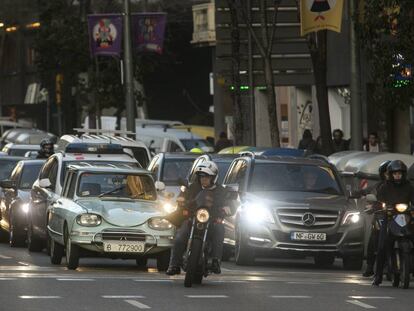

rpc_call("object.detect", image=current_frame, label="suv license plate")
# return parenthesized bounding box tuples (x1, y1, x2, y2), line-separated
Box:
(103, 241, 145, 253)
(291, 232, 326, 241)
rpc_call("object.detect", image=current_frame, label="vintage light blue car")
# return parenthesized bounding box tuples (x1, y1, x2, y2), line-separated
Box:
(47, 163, 174, 270)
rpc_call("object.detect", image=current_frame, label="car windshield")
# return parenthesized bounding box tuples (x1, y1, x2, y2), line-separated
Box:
(61, 161, 139, 185)
(128, 147, 149, 167)
(216, 161, 232, 184)
(249, 163, 342, 195)
(77, 173, 156, 201)
(161, 159, 194, 185)
(180, 139, 212, 151)
(20, 163, 43, 189)
(0, 159, 20, 181)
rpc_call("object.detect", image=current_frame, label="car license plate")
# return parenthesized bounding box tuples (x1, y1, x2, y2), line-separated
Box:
(103, 241, 145, 253)
(291, 232, 326, 241)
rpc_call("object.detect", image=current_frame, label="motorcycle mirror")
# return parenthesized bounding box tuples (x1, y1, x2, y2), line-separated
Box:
(155, 181, 166, 192)
(177, 177, 188, 188)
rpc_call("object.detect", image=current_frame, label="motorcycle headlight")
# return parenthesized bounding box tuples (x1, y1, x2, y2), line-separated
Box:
(342, 211, 361, 225)
(21, 203, 30, 214)
(148, 217, 173, 230)
(162, 202, 177, 214)
(76, 214, 102, 227)
(244, 202, 275, 224)
(396, 204, 408, 213)
(196, 209, 210, 223)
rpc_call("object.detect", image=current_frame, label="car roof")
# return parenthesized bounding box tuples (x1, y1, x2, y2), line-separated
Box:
(57, 152, 139, 163)
(161, 152, 201, 160)
(5, 143, 41, 150)
(67, 163, 150, 175)
(136, 127, 203, 140)
(59, 134, 148, 148)
(18, 159, 46, 165)
(244, 156, 332, 167)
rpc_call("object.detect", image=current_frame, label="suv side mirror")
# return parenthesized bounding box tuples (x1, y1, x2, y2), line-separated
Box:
(366, 194, 377, 203)
(155, 181, 166, 192)
(0, 180, 16, 189)
(225, 183, 239, 193)
(39, 178, 52, 189)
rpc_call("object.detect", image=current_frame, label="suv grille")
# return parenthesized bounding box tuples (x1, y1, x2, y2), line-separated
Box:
(277, 209, 339, 228)
(101, 229, 147, 241)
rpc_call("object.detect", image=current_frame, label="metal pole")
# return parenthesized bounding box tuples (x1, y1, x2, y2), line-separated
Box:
(247, 0, 255, 146)
(123, 0, 136, 135)
(212, 47, 225, 142)
(350, 0, 362, 150)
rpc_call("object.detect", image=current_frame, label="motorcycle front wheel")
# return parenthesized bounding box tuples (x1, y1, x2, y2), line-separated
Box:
(184, 238, 203, 288)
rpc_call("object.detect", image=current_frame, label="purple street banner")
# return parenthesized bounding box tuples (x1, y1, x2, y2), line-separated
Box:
(88, 14, 123, 57)
(132, 13, 167, 54)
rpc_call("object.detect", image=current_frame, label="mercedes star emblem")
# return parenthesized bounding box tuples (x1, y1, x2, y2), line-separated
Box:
(302, 212, 316, 226)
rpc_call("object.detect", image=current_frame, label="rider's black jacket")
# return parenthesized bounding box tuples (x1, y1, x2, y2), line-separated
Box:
(166, 182, 234, 227)
(376, 180, 414, 206)
(36, 151, 52, 159)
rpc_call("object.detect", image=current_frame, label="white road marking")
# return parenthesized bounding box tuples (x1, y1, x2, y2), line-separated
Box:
(349, 296, 394, 300)
(346, 300, 376, 309)
(270, 295, 312, 299)
(124, 299, 151, 309)
(57, 278, 95, 281)
(0, 255, 12, 259)
(0, 278, 16, 280)
(20, 296, 61, 299)
(186, 295, 229, 298)
(18, 262, 30, 266)
(103, 296, 145, 299)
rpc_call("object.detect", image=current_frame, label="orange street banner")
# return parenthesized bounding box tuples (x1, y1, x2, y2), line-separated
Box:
(300, 0, 345, 36)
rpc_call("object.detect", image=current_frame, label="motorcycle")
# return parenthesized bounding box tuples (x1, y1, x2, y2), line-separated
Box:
(183, 189, 216, 288)
(376, 202, 414, 289)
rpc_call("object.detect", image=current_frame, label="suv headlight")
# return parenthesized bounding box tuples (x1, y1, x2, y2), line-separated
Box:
(76, 214, 102, 227)
(196, 209, 210, 223)
(162, 202, 177, 214)
(244, 202, 275, 224)
(148, 217, 173, 230)
(342, 211, 361, 225)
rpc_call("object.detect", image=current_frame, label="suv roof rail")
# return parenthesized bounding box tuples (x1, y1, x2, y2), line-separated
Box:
(73, 128, 135, 136)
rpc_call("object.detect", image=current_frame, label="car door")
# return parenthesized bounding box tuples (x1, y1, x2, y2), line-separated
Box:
(31, 157, 59, 239)
(0, 162, 21, 231)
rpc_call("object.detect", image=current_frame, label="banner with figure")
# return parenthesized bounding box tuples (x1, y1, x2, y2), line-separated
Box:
(88, 14, 123, 57)
(132, 13, 167, 54)
(300, 0, 344, 36)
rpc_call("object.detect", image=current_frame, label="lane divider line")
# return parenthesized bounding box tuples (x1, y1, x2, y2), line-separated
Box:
(57, 278, 95, 281)
(270, 296, 312, 299)
(103, 296, 146, 299)
(19, 296, 61, 299)
(0, 255, 12, 259)
(349, 296, 394, 300)
(124, 299, 151, 309)
(185, 295, 229, 299)
(0, 278, 17, 280)
(346, 300, 376, 309)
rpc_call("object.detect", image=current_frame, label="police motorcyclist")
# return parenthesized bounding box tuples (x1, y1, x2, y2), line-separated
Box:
(36, 138, 54, 159)
(165, 161, 233, 276)
(372, 160, 414, 286)
(361, 160, 390, 277)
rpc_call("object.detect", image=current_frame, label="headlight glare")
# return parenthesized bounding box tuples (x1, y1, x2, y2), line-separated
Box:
(148, 217, 173, 230)
(244, 202, 274, 224)
(396, 204, 408, 213)
(76, 214, 102, 226)
(342, 211, 361, 225)
(21, 203, 30, 214)
(196, 209, 210, 223)
(163, 202, 177, 214)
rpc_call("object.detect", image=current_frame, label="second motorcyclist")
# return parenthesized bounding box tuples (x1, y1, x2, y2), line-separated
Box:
(36, 138, 55, 159)
(372, 160, 414, 286)
(165, 161, 234, 276)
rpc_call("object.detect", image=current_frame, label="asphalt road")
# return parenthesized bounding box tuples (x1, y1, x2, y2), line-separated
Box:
(0, 242, 412, 311)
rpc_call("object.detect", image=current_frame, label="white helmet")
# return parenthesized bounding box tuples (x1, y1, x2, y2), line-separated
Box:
(195, 160, 219, 185)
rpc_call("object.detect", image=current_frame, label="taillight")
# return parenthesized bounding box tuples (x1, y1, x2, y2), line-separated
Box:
(359, 179, 368, 190)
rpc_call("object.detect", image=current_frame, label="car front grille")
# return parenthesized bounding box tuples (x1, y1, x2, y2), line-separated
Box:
(100, 229, 147, 242)
(276, 208, 339, 229)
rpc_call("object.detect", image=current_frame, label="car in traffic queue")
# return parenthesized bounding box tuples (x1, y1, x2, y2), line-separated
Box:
(0, 160, 45, 246)
(58, 130, 152, 168)
(2, 143, 41, 157)
(222, 154, 365, 269)
(0, 156, 25, 213)
(0, 128, 54, 149)
(27, 143, 140, 252)
(47, 163, 174, 270)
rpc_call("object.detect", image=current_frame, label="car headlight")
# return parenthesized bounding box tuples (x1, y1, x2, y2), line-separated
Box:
(21, 203, 30, 214)
(342, 211, 361, 225)
(148, 217, 173, 230)
(76, 214, 102, 227)
(244, 202, 275, 224)
(196, 209, 210, 223)
(396, 204, 408, 213)
(162, 202, 177, 214)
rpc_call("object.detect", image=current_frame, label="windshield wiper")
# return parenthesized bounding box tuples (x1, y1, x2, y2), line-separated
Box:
(98, 185, 125, 197)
